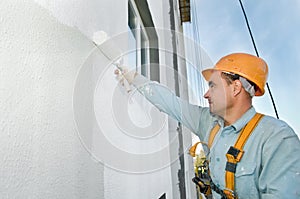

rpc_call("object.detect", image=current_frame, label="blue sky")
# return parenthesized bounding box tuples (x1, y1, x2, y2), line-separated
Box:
(193, 0, 300, 136)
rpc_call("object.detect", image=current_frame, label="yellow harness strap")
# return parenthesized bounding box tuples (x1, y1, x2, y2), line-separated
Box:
(208, 113, 264, 199)
(189, 142, 201, 157)
(208, 124, 220, 148)
(189, 123, 220, 157)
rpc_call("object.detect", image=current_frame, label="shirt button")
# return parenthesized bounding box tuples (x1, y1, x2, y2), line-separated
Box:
(216, 157, 220, 162)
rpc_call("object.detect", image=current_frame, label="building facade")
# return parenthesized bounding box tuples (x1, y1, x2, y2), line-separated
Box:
(0, 0, 212, 198)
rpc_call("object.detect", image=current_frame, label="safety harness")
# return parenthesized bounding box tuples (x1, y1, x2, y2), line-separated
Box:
(190, 113, 264, 199)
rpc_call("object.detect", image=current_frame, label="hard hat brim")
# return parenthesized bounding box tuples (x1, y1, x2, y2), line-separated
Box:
(201, 67, 265, 96)
(201, 68, 219, 81)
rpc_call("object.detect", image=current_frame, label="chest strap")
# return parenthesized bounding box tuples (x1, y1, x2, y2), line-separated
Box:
(208, 113, 264, 199)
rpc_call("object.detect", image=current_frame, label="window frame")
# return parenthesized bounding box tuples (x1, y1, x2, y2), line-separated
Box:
(128, 0, 151, 77)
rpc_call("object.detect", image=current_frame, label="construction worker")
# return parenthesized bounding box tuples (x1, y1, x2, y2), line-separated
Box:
(115, 52, 300, 198)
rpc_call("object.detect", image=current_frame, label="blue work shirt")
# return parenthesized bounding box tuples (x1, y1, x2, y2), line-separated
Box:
(132, 76, 300, 199)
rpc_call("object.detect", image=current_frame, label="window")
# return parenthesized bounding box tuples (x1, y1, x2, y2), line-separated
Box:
(128, 1, 150, 77)
(140, 29, 149, 77)
(127, 0, 160, 82)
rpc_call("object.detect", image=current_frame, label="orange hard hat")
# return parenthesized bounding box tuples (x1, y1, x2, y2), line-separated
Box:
(202, 53, 268, 96)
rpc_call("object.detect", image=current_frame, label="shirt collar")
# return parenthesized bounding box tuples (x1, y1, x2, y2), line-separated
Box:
(213, 106, 257, 133)
(231, 106, 257, 133)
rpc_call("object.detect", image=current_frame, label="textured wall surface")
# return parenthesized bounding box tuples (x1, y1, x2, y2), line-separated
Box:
(0, 0, 193, 198)
(0, 0, 158, 199)
(0, 1, 104, 198)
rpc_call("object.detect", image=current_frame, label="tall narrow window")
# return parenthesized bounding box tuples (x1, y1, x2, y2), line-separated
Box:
(141, 28, 149, 76)
(128, 3, 138, 72)
(127, 0, 159, 81)
(128, 1, 150, 77)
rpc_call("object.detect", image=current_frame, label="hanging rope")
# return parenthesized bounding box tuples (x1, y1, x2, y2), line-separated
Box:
(238, 0, 280, 119)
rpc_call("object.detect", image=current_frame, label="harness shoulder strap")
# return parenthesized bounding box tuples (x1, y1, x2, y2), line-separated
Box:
(224, 113, 264, 199)
(208, 124, 220, 148)
(192, 113, 263, 199)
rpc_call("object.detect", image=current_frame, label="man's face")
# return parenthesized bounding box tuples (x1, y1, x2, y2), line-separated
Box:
(204, 71, 233, 117)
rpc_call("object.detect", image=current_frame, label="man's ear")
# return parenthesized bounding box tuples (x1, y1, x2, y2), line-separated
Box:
(233, 80, 242, 96)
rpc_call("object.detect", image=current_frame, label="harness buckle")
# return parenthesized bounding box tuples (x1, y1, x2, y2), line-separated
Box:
(227, 146, 244, 161)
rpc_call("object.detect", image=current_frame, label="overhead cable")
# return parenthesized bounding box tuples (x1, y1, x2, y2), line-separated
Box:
(238, 0, 280, 119)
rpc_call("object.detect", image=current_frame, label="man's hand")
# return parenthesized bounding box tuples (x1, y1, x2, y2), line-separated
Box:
(114, 66, 137, 92)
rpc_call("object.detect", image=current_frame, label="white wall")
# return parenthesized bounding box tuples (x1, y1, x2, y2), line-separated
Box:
(0, 0, 104, 198)
(0, 0, 193, 198)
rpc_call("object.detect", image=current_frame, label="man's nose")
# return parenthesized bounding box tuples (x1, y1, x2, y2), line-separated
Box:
(204, 90, 209, 99)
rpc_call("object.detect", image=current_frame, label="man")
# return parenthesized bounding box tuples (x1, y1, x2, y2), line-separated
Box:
(115, 53, 300, 198)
